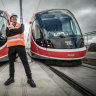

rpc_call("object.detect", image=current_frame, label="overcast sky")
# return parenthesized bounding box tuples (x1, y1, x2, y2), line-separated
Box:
(0, 0, 96, 42)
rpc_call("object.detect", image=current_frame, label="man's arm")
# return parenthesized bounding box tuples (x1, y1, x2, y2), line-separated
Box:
(6, 24, 24, 37)
(6, 27, 18, 37)
(10, 24, 24, 34)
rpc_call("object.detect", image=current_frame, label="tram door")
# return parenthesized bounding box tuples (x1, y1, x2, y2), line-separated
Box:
(32, 19, 47, 56)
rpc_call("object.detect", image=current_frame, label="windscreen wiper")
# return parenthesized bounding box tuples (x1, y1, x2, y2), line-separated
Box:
(59, 34, 65, 38)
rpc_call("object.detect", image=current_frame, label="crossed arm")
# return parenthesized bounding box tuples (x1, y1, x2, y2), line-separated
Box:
(6, 24, 24, 37)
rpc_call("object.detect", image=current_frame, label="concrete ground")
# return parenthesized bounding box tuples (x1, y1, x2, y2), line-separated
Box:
(0, 61, 66, 96)
(52, 64, 96, 95)
(0, 55, 84, 96)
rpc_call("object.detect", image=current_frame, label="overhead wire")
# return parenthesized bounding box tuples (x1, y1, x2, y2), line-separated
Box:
(36, 0, 41, 11)
(1, 0, 7, 12)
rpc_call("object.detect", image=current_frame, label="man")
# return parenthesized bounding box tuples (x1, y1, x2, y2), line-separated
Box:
(4, 13, 36, 88)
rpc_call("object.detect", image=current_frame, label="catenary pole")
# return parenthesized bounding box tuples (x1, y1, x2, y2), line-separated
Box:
(19, 0, 23, 24)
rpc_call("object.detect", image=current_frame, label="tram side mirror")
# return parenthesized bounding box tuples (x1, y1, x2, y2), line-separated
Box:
(29, 21, 32, 24)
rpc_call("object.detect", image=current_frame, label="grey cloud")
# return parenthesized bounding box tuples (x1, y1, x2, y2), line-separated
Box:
(0, 0, 96, 34)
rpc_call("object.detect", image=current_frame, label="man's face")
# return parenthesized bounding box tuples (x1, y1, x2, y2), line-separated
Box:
(10, 16, 17, 23)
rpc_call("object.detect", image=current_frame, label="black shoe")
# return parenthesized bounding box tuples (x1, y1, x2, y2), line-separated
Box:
(4, 77, 14, 86)
(27, 79, 36, 88)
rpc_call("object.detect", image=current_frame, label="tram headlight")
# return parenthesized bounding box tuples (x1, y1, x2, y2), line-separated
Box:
(46, 40, 54, 48)
(47, 44, 53, 48)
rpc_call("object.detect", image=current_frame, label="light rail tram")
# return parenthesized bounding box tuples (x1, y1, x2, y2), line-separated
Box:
(0, 10, 10, 62)
(28, 9, 86, 65)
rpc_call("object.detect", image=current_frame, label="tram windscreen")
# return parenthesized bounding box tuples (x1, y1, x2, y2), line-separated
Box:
(0, 11, 8, 46)
(38, 10, 81, 39)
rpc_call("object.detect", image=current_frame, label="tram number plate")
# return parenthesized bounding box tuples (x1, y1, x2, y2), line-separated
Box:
(68, 54, 75, 56)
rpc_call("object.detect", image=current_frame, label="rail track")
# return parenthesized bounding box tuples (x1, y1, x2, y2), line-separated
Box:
(28, 53, 96, 96)
(49, 66, 96, 96)
(81, 64, 96, 70)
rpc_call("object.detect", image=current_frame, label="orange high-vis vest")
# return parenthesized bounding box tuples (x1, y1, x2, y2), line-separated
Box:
(7, 23, 25, 47)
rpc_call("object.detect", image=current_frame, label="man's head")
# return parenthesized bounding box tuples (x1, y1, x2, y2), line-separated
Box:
(10, 13, 18, 24)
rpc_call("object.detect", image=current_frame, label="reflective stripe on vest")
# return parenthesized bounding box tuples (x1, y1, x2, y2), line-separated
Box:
(8, 36, 23, 41)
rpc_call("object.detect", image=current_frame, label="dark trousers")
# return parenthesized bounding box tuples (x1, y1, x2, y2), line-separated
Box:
(8, 45, 32, 79)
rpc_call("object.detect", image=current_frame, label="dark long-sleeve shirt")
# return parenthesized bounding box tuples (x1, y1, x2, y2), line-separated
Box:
(6, 24, 24, 37)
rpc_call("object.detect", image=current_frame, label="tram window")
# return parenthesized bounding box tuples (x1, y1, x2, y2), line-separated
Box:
(62, 18, 73, 35)
(32, 20, 42, 40)
(39, 10, 82, 38)
(32, 21, 35, 40)
(42, 19, 62, 32)
(0, 14, 8, 47)
(35, 25, 41, 39)
(62, 22, 71, 35)
(0, 16, 8, 39)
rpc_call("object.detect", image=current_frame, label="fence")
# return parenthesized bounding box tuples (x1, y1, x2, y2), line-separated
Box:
(83, 31, 96, 50)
